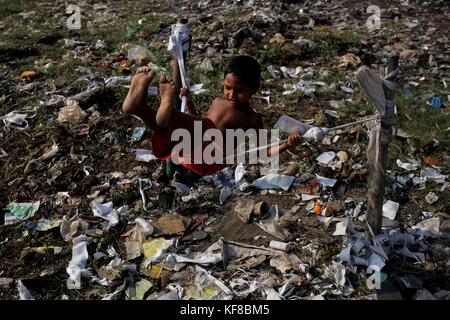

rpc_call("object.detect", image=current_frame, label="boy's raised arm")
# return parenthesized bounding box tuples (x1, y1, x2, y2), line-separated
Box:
(254, 115, 301, 157)
(267, 133, 302, 157)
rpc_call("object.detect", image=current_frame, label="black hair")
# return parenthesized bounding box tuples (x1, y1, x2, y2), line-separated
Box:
(224, 55, 261, 91)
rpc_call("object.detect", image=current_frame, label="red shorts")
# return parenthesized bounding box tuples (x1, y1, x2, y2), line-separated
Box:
(152, 117, 225, 176)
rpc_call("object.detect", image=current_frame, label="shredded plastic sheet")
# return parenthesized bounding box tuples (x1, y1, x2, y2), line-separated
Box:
(219, 187, 232, 205)
(274, 115, 330, 142)
(356, 66, 399, 114)
(252, 173, 295, 191)
(156, 284, 184, 300)
(413, 218, 440, 238)
(189, 265, 233, 300)
(339, 217, 439, 274)
(382, 200, 400, 220)
(166, 253, 223, 266)
(91, 202, 119, 227)
(420, 168, 448, 184)
(1, 111, 29, 130)
(18, 280, 34, 300)
(25, 218, 62, 231)
(315, 174, 337, 187)
(234, 163, 246, 184)
(57, 100, 87, 123)
(4, 202, 40, 226)
(396, 159, 420, 171)
(135, 149, 157, 162)
(280, 66, 302, 78)
(316, 151, 336, 165)
(66, 236, 90, 289)
(255, 205, 291, 241)
(357, 66, 399, 185)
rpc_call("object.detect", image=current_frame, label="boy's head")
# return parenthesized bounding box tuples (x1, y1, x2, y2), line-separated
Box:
(223, 56, 261, 108)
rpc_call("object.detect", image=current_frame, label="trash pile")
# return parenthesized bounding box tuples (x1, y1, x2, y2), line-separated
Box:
(1, 0, 449, 300)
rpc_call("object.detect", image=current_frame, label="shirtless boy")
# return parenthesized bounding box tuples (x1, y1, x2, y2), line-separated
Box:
(122, 55, 301, 177)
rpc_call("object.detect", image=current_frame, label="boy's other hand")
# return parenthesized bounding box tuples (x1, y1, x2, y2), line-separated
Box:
(286, 133, 302, 148)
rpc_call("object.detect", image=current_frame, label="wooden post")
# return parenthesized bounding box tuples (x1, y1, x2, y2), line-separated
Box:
(366, 54, 399, 234)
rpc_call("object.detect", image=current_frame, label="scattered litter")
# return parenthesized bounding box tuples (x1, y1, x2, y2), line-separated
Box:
(252, 174, 295, 191)
(131, 127, 147, 142)
(333, 219, 350, 236)
(24, 142, 59, 174)
(255, 205, 291, 240)
(25, 218, 62, 231)
(382, 200, 399, 220)
(135, 279, 154, 300)
(127, 45, 155, 65)
(269, 241, 294, 252)
(316, 151, 336, 165)
(315, 175, 337, 187)
(135, 149, 157, 162)
(280, 66, 302, 78)
(1, 111, 29, 130)
(18, 280, 34, 300)
(4, 202, 40, 226)
(396, 159, 420, 171)
(91, 202, 119, 227)
(420, 168, 448, 184)
(57, 100, 87, 123)
(219, 187, 232, 205)
(66, 236, 90, 289)
(413, 218, 440, 238)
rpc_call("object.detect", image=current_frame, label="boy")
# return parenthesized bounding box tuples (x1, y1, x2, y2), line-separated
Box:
(122, 55, 301, 178)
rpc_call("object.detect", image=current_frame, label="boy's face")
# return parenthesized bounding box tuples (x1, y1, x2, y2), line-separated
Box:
(223, 73, 255, 108)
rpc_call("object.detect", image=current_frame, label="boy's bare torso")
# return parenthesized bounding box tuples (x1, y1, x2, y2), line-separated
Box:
(206, 97, 263, 132)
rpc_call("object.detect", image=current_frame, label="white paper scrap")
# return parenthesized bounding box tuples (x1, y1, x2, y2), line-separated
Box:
(135, 149, 157, 162)
(382, 200, 399, 220)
